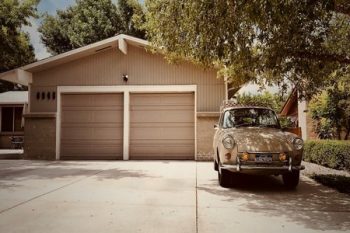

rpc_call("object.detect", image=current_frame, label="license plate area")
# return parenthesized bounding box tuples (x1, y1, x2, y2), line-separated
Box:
(255, 154, 273, 163)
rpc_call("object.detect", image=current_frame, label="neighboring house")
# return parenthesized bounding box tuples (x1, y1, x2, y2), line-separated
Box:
(0, 35, 227, 160)
(0, 91, 27, 148)
(280, 89, 317, 140)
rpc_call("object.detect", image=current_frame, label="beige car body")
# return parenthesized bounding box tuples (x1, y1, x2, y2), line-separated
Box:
(213, 106, 304, 175)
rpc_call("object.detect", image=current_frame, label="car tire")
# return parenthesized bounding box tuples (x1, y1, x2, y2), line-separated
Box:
(282, 171, 300, 189)
(218, 168, 231, 188)
(214, 160, 218, 171)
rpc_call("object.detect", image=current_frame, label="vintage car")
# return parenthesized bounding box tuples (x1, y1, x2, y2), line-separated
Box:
(213, 101, 305, 188)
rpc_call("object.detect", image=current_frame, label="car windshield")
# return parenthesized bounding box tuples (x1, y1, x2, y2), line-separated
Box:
(222, 108, 280, 129)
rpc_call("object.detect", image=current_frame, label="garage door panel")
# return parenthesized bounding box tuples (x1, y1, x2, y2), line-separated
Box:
(130, 146, 194, 160)
(61, 126, 123, 140)
(131, 110, 194, 123)
(61, 122, 123, 128)
(61, 93, 123, 160)
(130, 145, 194, 155)
(130, 105, 194, 111)
(61, 144, 122, 154)
(63, 94, 122, 107)
(131, 93, 193, 106)
(130, 93, 195, 160)
(62, 110, 123, 123)
(130, 127, 194, 140)
(130, 139, 193, 145)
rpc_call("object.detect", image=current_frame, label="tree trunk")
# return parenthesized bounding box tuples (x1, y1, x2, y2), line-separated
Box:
(345, 128, 350, 140)
(337, 127, 341, 140)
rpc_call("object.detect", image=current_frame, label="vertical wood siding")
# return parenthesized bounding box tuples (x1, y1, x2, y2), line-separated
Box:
(31, 46, 225, 112)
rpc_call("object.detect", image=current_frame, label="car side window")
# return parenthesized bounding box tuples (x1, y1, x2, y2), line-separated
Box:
(222, 111, 234, 128)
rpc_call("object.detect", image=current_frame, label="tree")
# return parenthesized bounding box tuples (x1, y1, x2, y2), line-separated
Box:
(309, 76, 350, 140)
(0, 0, 37, 92)
(236, 92, 284, 112)
(236, 91, 293, 128)
(39, 0, 146, 55)
(118, 0, 146, 39)
(145, 0, 350, 99)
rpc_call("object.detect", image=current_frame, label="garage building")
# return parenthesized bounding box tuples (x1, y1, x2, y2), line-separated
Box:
(0, 35, 226, 160)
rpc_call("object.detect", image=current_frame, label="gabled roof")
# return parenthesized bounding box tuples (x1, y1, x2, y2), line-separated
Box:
(280, 88, 297, 116)
(0, 91, 28, 105)
(0, 34, 148, 86)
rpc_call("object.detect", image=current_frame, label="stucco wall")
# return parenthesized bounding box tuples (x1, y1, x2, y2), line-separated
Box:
(24, 117, 56, 160)
(196, 116, 219, 161)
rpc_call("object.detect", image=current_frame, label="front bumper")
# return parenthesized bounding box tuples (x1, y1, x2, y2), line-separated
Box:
(221, 157, 305, 174)
(221, 164, 305, 173)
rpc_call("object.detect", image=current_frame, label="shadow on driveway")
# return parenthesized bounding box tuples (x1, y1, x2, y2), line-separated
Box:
(0, 161, 158, 189)
(198, 174, 350, 231)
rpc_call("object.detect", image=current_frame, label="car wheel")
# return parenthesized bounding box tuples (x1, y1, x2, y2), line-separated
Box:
(214, 159, 218, 171)
(218, 167, 230, 188)
(282, 171, 300, 189)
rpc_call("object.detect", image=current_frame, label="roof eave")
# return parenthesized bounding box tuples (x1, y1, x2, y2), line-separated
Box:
(0, 34, 149, 85)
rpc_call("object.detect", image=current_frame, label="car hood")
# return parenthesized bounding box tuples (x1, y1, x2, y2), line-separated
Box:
(227, 127, 294, 153)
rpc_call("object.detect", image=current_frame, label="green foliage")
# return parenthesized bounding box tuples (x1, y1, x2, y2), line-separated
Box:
(236, 91, 293, 128)
(118, 0, 146, 39)
(310, 174, 350, 194)
(39, 0, 146, 55)
(309, 77, 350, 139)
(236, 91, 284, 112)
(145, 0, 350, 98)
(304, 140, 350, 170)
(0, 0, 37, 91)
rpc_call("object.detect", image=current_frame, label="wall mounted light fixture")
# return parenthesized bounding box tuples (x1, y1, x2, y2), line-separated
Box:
(122, 74, 128, 82)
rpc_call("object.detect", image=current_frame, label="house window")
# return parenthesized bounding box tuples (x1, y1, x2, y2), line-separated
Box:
(1, 107, 23, 132)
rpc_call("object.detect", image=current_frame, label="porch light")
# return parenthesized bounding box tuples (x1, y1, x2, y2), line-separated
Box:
(122, 74, 128, 82)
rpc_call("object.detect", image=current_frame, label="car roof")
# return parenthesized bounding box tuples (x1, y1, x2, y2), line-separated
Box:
(220, 101, 274, 112)
(223, 105, 274, 111)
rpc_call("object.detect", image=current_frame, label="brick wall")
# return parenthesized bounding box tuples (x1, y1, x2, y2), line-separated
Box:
(196, 116, 219, 161)
(24, 117, 56, 160)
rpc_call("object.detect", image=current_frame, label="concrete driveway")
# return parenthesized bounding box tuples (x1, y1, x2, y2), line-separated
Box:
(0, 160, 349, 233)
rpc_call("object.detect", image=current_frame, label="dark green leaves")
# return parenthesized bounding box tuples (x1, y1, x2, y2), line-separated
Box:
(145, 0, 350, 98)
(39, 0, 146, 55)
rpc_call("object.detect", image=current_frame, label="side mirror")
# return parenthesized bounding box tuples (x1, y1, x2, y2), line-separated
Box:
(214, 124, 219, 129)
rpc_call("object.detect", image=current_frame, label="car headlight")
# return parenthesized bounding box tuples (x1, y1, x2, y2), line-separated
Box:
(222, 135, 235, 149)
(293, 138, 304, 150)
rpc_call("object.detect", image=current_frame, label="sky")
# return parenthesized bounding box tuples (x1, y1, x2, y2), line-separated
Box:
(21, 0, 279, 94)
(22, 0, 76, 59)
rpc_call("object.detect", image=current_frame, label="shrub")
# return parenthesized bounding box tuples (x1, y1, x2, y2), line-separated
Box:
(310, 174, 350, 194)
(304, 140, 350, 171)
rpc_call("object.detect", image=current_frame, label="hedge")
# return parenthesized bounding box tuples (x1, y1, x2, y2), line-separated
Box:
(303, 140, 350, 171)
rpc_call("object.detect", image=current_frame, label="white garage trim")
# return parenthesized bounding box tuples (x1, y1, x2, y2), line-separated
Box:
(56, 85, 197, 160)
(123, 91, 130, 160)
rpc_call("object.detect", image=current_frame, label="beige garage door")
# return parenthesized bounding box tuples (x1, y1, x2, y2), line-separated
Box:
(61, 93, 123, 160)
(130, 93, 195, 160)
